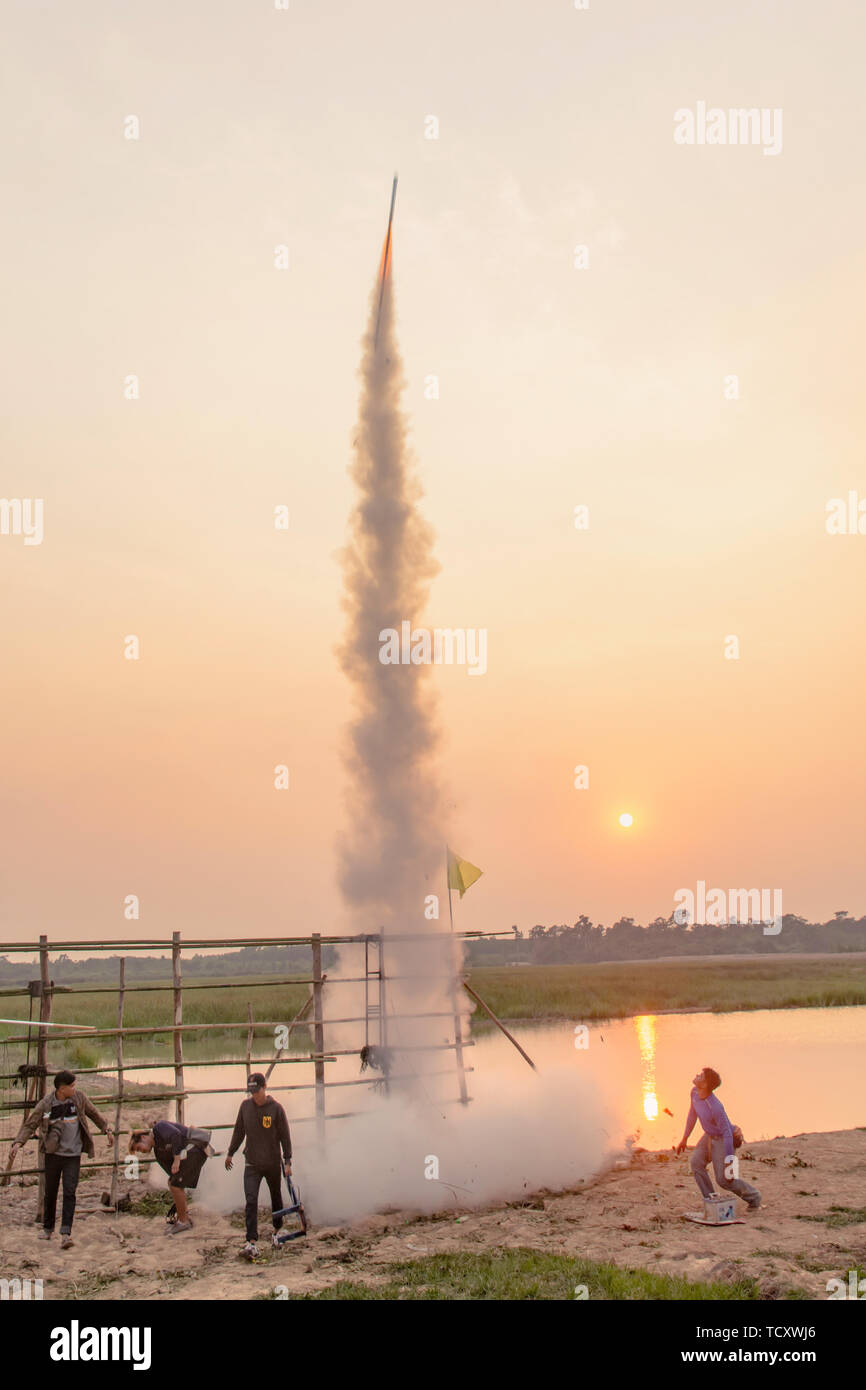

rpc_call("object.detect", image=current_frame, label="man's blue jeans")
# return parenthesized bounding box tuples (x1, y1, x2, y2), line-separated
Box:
(690, 1134, 760, 1204)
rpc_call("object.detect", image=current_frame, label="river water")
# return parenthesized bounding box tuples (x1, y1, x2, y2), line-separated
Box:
(121, 1004, 866, 1148)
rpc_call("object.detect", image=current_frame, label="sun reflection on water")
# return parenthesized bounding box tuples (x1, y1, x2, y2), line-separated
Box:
(635, 1014, 658, 1122)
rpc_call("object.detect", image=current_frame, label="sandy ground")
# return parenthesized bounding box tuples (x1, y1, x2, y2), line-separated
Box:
(1, 1128, 863, 1300)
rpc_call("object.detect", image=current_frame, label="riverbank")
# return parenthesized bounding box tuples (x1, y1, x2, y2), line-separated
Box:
(1, 1128, 861, 1300)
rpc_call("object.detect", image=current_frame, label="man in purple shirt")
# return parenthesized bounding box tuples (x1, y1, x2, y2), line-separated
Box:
(675, 1067, 761, 1209)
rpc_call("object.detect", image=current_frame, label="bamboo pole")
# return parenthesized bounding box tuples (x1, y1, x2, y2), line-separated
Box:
(3, 1035, 467, 1059)
(172, 932, 184, 1126)
(9, 1159, 160, 1179)
(0, 1065, 478, 1145)
(3, 1021, 331, 1044)
(109, 958, 125, 1207)
(462, 981, 536, 1071)
(0, 1051, 325, 1079)
(311, 935, 325, 1142)
(265, 994, 313, 1081)
(0, 928, 509, 954)
(378, 933, 390, 1097)
(18, 978, 321, 996)
(35, 936, 51, 1221)
(245, 1002, 254, 1081)
(445, 850, 470, 1105)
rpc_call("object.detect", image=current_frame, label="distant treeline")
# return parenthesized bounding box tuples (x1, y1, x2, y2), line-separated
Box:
(466, 914, 866, 965)
(0, 943, 338, 986)
(2, 918, 864, 982)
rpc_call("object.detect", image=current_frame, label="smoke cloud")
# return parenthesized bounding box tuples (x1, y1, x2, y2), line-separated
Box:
(189, 206, 614, 1228)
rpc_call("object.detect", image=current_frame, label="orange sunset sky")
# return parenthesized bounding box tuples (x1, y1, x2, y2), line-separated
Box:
(1, 0, 864, 943)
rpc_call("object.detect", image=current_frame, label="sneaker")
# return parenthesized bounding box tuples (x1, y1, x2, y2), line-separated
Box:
(243, 1241, 259, 1259)
(168, 1220, 193, 1235)
(39, 1230, 53, 1241)
(746, 1195, 762, 1211)
(60, 1235, 73, 1249)
(271, 1231, 283, 1249)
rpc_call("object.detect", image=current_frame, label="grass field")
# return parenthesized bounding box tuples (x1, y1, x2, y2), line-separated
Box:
(467, 956, 866, 1022)
(0, 974, 311, 1053)
(1, 956, 863, 1068)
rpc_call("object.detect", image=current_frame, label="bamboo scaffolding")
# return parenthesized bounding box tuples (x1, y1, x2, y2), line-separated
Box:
(1, 931, 483, 1177)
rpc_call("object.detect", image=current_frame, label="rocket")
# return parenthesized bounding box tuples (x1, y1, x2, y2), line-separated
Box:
(374, 174, 398, 349)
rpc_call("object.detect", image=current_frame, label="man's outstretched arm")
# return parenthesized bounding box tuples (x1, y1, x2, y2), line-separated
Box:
(675, 1103, 698, 1154)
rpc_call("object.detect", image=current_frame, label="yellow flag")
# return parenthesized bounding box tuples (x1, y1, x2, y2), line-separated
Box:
(447, 847, 483, 898)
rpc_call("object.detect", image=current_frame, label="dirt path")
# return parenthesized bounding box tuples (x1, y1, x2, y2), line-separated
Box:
(1, 1129, 863, 1300)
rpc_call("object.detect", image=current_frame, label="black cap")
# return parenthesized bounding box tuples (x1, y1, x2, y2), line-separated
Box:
(246, 1074, 266, 1092)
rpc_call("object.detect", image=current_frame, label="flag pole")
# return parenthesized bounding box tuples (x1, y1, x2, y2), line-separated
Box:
(446, 845, 455, 932)
(445, 845, 469, 1104)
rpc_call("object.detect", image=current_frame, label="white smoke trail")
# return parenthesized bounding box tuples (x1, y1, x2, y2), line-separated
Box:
(336, 219, 442, 939)
(244, 199, 615, 1223)
(329, 206, 465, 1089)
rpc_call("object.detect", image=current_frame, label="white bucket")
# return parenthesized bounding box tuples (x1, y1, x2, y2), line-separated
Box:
(702, 1195, 738, 1224)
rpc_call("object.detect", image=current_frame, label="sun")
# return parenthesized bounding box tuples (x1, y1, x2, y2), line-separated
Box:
(618, 812, 634, 828)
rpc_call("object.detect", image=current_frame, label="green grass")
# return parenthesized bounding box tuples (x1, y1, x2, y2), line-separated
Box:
(128, 1189, 175, 1219)
(754, 1248, 834, 1274)
(32, 974, 311, 1035)
(66, 1042, 99, 1070)
(284, 1248, 764, 1300)
(795, 1206, 866, 1229)
(467, 959, 866, 1022)
(0, 973, 314, 1070)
